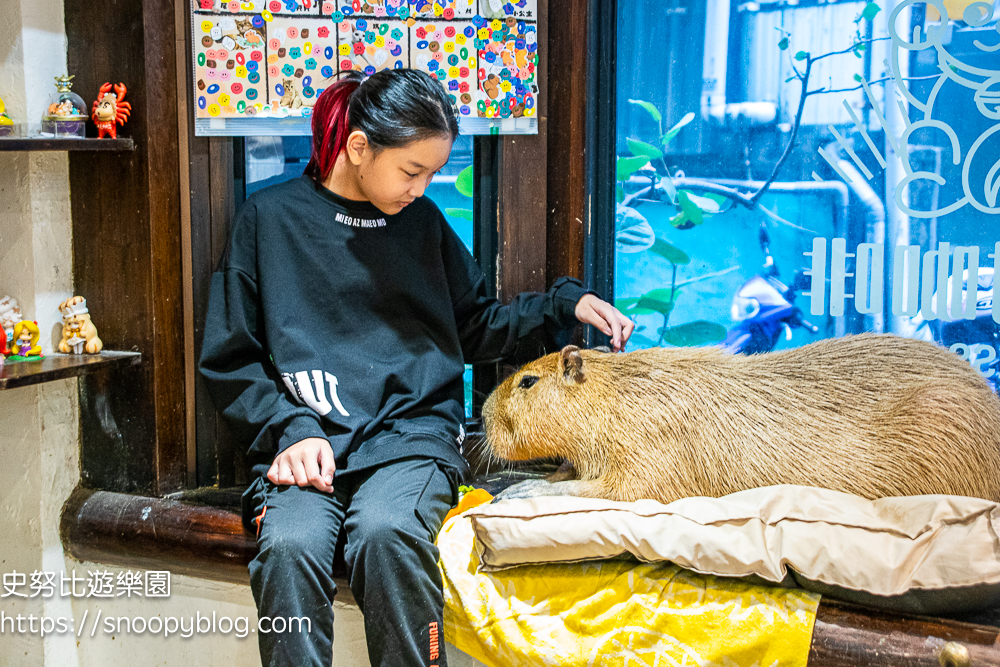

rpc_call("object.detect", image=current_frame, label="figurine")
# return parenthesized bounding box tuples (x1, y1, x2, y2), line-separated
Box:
(58, 296, 102, 354)
(42, 75, 88, 138)
(11, 321, 42, 359)
(91, 83, 131, 139)
(0, 96, 12, 136)
(0, 296, 22, 350)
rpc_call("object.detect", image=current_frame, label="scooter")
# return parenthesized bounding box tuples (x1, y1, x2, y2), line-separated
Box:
(722, 225, 818, 355)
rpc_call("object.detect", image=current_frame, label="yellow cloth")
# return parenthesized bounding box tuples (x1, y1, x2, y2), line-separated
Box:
(438, 501, 821, 667)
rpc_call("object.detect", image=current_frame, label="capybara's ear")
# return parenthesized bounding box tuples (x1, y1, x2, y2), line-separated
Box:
(559, 345, 586, 384)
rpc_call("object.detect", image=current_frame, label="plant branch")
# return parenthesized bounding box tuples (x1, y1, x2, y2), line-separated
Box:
(749, 56, 813, 207)
(807, 74, 941, 96)
(810, 36, 890, 62)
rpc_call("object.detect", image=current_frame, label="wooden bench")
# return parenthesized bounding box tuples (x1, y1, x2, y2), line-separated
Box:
(60, 478, 1000, 666)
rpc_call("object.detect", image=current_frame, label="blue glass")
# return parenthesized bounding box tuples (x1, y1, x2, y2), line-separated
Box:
(613, 1, 1000, 394)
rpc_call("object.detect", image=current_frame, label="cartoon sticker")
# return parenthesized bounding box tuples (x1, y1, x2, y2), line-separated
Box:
(338, 17, 408, 75)
(474, 15, 537, 118)
(411, 21, 477, 116)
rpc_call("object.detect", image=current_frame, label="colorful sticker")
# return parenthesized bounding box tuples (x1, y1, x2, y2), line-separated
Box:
(476, 16, 537, 118)
(411, 21, 476, 115)
(411, 0, 476, 19)
(338, 18, 408, 74)
(327, 0, 409, 19)
(267, 15, 339, 114)
(477, 0, 535, 20)
(192, 3, 540, 130)
(262, 0, 322, 15)
(193, 13, 267, 117)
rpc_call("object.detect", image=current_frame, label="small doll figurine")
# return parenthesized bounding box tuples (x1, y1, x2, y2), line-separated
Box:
(91, 83, 131, 139)
(0, 95, 12, 136)
(58, 296, 103, 354)
(0, 296, 22, 349)
(12, 321, 42, 359)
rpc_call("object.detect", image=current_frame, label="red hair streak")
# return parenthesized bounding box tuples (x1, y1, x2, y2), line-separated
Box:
(303, 76, 363, 182)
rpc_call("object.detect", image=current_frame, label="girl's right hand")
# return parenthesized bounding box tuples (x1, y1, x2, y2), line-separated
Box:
(267, 437, 336, 492)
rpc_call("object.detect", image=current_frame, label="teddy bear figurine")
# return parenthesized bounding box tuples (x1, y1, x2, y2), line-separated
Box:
(58, 296, 103, 354)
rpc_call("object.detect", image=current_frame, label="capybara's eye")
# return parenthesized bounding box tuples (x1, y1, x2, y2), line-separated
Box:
(518, 375, 540, 390)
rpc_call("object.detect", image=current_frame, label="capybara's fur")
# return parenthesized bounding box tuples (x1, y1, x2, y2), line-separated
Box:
(482, 334, 1000, 503)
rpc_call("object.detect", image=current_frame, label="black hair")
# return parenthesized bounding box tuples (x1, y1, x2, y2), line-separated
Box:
(304, 68, 459, 180)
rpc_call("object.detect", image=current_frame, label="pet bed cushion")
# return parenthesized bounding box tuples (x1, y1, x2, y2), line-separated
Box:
(439, 494, 820, 667)
(467, 485, 1000, 615)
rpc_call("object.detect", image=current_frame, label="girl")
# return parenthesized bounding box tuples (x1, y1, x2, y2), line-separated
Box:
(199, 68, 632, 667)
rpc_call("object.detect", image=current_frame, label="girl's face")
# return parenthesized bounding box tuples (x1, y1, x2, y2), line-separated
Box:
(347, 132, 454, 216)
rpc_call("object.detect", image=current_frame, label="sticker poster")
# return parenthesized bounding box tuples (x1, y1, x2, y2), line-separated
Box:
(191, 0, 539, 136)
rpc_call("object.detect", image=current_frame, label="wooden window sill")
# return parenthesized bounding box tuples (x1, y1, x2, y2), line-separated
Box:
(0, 351, 141, 390)
(0, 137, 134, 151)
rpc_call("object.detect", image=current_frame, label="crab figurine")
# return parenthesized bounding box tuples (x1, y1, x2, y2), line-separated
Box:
(91, 83, 131, 139)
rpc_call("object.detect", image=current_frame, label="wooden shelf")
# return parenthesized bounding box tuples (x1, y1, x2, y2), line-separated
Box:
(0, 351, 141, 389)
(0, 137, 134, 152)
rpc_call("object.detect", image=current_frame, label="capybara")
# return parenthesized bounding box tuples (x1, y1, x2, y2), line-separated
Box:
(482, 334, 1000, 503)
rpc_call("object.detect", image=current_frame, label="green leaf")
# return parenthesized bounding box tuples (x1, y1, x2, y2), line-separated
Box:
(620, 289, 680, 316)
(662, 321, 728, 347)
(455, 165, 474, 197)
(616, 184, 625, 204)
(662, 112, 696, 145)
(677, 190, 705, 226)
(444, 207, 473, 220)
(649, 238, 691, 264)
(669, 211, 697, 230)
(615, 204, 655, 253)
(794, 50, 808, 61)
(682, 191, 722, 215)
(644, 287, 682, 302)
(628, 99, 662, 123)
(658, 176, 677, 203)
(778, 36, 789, 50)
(617, 155, 651, 182)
(861, 2, 880, 22)
(615, 297, 641, 311)
(627, 138, 663, 160)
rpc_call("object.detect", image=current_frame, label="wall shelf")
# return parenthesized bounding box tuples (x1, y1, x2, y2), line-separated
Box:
(0, 137, 134, 151)
(0, 350, 141, 389)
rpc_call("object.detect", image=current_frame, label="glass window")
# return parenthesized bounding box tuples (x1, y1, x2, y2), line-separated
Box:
(615, 0, 1000, 389)
(243, 134, 476, 414)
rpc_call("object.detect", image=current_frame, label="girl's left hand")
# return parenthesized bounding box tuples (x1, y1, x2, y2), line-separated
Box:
(575, 294, 634, 352)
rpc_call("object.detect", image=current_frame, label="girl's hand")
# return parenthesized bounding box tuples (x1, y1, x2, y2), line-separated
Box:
(267, 437, 336, 492)
(574, 294, 634, 352)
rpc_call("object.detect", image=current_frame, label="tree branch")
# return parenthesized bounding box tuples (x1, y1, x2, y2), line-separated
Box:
(810, 36, 890, 62)
(807, 74, 941, 96)
(749, 56, 813, 207)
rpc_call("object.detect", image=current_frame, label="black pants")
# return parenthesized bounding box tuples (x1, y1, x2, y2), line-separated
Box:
(243, 456, 454, 667)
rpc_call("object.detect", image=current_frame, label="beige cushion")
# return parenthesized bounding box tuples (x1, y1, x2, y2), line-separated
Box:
(468, 485, 1000, 614)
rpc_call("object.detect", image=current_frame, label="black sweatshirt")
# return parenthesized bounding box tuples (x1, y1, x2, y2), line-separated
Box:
(199, 175, 591, 483)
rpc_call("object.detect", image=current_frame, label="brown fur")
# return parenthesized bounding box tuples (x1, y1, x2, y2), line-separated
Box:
(482, 334, 1000, 503)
